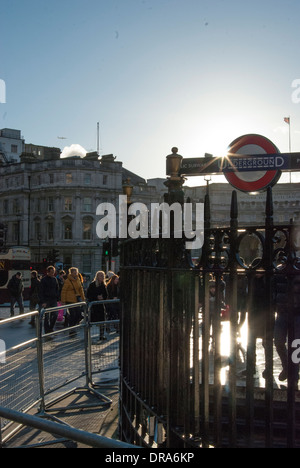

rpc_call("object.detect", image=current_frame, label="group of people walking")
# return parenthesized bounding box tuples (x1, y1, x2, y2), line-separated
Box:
(207, 267, 300, 384)
(8, 267, 120, 336)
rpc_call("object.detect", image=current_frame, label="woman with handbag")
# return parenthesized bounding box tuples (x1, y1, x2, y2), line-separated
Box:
(61, 267, 85, 332)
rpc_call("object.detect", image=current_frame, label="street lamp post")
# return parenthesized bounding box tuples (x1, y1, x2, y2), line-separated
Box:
(16, 212, 21, 246)
(204, 175, 211, 196)
(38, 233, 42, 262)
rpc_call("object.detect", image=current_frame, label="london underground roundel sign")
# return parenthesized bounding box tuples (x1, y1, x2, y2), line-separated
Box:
(224, 134, 282, 193)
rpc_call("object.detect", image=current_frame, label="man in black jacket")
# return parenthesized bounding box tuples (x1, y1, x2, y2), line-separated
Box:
(39, 265, 59, 334)
(7, 272, 24, 317)
(274, 270, 300, 383)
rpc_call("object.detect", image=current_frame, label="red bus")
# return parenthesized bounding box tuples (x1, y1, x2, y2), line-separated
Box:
(0, 247, 31, 304)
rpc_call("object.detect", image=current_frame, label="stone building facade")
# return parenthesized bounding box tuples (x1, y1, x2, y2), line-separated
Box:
(0, 128, 25, 163)
(2, 133, 300, 279)
(0, 149, 160, 278)
(184, 181, 300, 227)
(184, 181, 300, 265)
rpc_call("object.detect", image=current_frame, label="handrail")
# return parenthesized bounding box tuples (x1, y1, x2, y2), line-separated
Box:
(0, 299, 123, 447)
(0, 406, 139, 449)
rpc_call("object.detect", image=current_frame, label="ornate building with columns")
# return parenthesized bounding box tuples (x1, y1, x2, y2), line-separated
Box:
(184, 181, 300, 227)
(0, 148, 160, 278)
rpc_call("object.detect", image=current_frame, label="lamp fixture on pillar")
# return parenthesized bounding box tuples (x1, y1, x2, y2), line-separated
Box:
(122, 178, 133, 203)
(165, 147, 185, 205)
(166, 147, 183, 178)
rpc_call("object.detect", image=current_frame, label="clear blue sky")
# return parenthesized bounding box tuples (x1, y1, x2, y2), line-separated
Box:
(1, 0, 300, 184)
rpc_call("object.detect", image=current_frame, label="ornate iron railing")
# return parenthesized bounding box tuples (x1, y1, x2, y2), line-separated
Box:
(119, 187, 300, 448)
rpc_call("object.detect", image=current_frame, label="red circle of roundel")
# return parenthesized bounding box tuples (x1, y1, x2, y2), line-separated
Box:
(224, 134, 281, 192)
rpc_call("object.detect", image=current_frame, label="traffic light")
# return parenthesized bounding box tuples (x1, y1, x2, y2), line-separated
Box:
(46, 249, 60, 265)
(103, 240, 110, 258)
(112, 237, 119, 257)
(52, 249, 60, 264)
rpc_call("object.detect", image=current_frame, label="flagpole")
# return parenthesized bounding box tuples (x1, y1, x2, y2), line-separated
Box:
(284, 116, 291, 182)
(288, 116, 291, 153)
(289, 119, 291, 183)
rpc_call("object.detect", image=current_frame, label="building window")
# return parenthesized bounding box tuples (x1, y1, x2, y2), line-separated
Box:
(4, 200, 8, 215)
(82, 254, 92, 273)
(83, 197, 92, 212)
(84, 174, 91, 185)
(35, 222, 41, 240)
(49, 174, 54, 184)
(11, 144, 18, 153)
(48, 197, 54, 212)
(103, 175, 108, 185)
(33, 253, 40, 263)
(47, 222, 54, 240)
(13, 199, 20, 214)
(64, 222, 73, 240)
(13, 223, 19, 242)
(66, 173, 72, 184)
(83, 220, 92, 240)
(64, 197, 73, 211)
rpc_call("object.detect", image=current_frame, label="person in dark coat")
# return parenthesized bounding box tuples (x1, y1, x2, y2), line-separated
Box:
(87, 271, 108, 322)
(274, 267, 300, 382)
(106, 275, 121, 332)
(56, 270, 66, 301)
(247, 271, 269, 376)
(39, 265, 59, 334)
(249, 273, 268, 343)
(7, 272, 24, 317)
(29, 270, 41, 326)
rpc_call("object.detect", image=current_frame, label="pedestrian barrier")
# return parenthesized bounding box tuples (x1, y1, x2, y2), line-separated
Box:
(0, 406, 138, 449)
(0, 300, 120, 447)
(87, 300, 120, 387)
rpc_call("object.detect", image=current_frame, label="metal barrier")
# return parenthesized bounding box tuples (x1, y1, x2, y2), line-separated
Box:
(0, 406, 138, 449)
(87, 300, 120, 388)
(0, 300, 120, 447)
(0, 312, 40, 415)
